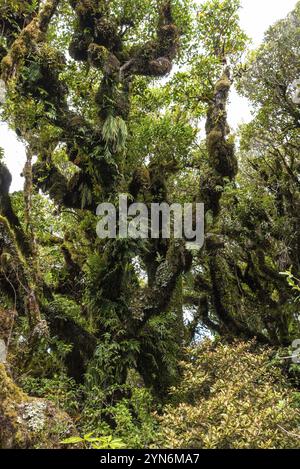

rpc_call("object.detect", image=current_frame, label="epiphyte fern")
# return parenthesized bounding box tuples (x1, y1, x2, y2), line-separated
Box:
(102, 115, 128, 154)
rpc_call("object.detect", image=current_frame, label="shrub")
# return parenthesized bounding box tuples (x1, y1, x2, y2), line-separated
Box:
(156, 340, 300, 449)
(81, 382, 158, 449)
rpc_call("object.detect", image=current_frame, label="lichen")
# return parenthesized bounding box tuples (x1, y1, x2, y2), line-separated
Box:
(19, 402, 47, 432)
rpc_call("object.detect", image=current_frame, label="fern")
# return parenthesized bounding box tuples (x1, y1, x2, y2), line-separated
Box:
(80, 183, 93, 209)
(102, 115, 128, 154)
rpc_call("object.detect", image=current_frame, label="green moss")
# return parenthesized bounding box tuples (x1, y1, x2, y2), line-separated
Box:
(0, 364, 25, 401)
(0, 364, 78, 449)
(88, 43, 109, 68)
(207, 129, 223, 150)
(215, 77, 231, 93)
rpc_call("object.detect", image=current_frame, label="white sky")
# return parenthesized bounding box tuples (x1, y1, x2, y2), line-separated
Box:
(0, 0, 298, 192)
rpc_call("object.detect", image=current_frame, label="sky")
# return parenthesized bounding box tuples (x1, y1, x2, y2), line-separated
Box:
(0, 0, 298, 192)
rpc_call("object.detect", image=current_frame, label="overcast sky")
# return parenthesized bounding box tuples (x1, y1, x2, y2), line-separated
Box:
(0, 0, 298, 192)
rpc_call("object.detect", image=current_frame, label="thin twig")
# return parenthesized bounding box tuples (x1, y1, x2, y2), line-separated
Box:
(278, 425, 300, 439)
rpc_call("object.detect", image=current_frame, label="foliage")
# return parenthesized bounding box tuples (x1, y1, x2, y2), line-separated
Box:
(81, 384, 158, 449)
(61, 433, 125, 449)
(102, 115, 128, 156)
(156, 340, 300, 449)
(11, 317, 73, 378)
(20, 373, 79, 416)
(197, 0, 248, 62)
(280, 271, 300, 301)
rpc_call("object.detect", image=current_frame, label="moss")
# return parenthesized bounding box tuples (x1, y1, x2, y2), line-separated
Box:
(88, 43, 109, 68)
(18, 44, 67, 108)
(94, 17, 121, 50)
(0, 364, 78, 449)
(39, 0, 60, 32)
(0, 364, 29, 448)
(0, 215, 27, 266)
(158, 24, 179, 59)
(208, 137, 237, 179)
(200, 170, 224, 215)
(206, 69, 238, 181)
(148, 57, 172, 76)
(0, 308, 14, 343)
(0, 365, 25, 402)
(1, 55, 13, 78)
(119, 1, 178, 79)
(75, 0, 98, 28)
(69, 31, 92, 62)
(11, 39, 28, 61)
(1, 1, 58, 82)
(207, 129, 223, 150)
(129, 168, 151, 198)
(215, 76, 231, 93)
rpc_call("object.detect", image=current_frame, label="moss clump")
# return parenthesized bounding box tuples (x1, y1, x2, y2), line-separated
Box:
(1, 55, 13, 78)
(148, 57, 172, 76)
(69, 31, 92, 62)
(75, 0, 100, 29)
(129, 168, 151, 198)
(0, 364, 78, 449)
(88, 43, 120, 74)
(200, 170, 224, 215)
(209, 138, 237, 179)
(94, 17, 120, 50)
(158, 24, 179, 59)
(207, 129, 223, 150)
(215, 76, 231, 93)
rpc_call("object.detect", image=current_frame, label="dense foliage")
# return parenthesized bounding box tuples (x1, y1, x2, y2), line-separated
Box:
(0, 0, 300, 449)
(157, 341, 300, 449)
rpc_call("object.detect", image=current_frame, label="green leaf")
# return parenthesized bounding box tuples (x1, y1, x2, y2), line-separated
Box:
(61, 436, 83, 445)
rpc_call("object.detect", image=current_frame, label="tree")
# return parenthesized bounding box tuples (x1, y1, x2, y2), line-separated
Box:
(1, 0, 300, 449)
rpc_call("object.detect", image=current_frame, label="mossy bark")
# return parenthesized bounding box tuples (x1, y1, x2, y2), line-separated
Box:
(0, 364, 78, 449)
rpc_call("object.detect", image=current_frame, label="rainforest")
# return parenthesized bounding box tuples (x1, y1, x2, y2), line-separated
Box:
(0, 0, 300, 451)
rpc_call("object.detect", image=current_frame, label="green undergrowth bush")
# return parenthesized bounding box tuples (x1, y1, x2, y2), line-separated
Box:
(80, 365, 158, 449)
(81, 386, 158, 449)
(20, 374, 80, 416)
